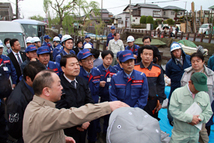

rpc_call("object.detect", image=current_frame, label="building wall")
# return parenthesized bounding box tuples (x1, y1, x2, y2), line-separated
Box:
(140, 8, 162, 17)
(163, 10, 185, 19)
(132, 16, 140, 25)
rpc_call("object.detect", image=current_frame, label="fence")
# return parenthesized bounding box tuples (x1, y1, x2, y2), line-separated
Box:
(84, 26, 214, 44)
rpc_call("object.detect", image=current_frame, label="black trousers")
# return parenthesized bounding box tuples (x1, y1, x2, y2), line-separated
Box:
(144, 97, 160, 120)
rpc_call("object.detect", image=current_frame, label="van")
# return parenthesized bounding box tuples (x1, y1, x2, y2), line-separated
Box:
(0, 21, 26, 53)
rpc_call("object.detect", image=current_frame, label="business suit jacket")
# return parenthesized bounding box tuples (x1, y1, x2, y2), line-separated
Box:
(8, 51, 26, 84)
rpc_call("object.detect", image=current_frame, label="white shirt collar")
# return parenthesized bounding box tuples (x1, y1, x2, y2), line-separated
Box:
(63, 74, 77, 83)
(12, 50, 20, 56)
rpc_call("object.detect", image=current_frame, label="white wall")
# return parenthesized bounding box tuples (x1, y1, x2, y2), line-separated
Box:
(132, 16, 140, 25)
(140, 8, 154, 16)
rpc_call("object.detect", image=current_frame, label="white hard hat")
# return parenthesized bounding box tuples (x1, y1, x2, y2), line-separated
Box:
(53, 36, 61, 42)
(26, 37, 33, 44)
(61, 35, 73, 43)
(127, 36, 135, 43)
(84, 43, 92, 49)
(33, 37, 41, 43)
(0, 40, 4, 47)
(170, 42, 182, 52)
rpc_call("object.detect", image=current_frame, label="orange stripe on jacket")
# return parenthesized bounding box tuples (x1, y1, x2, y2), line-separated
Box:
(134, 65, 161, 77)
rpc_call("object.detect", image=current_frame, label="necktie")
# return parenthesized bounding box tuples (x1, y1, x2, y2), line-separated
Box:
(16, 53, 22, 66)
(71, 81, 76, 89)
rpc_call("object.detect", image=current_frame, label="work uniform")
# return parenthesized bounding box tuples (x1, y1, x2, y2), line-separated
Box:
(125, 44, 140, 57)
(169, 85, 213, 143)
(181, 65, 214, 142)
(106, 33, 114, 46)
(55, 49, 75, 64)
(42, 41, 53, 51)
(0, 54, 17, 85)
(109, 70, 149, 109)
(134, 62, 165, 119)
(52, 44, 63, 61)
(79, 66, 101, 142)
(7, 79, 34, 143)
(56, 75, 94, 143)
(113, 64, 123, 72)
(23, 95, 111, 143)
(97, 64, 117, 133)
(46, 61, 62, 76)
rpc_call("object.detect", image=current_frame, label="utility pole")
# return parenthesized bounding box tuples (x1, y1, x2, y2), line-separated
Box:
(129, 0, 131, 28)
(16, 0, 19, 19)
(101, 0, 103, 22)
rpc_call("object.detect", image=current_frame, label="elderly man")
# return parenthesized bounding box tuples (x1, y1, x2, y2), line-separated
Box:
(108, 33, 124, 65)
(56, 54, 94, 143)
(23, 70, 128, 143)
(109, 50, 149, 109)
(77, 49, 104, 143)
(181, 52, 214, 143)
(169, 72, 213, 143)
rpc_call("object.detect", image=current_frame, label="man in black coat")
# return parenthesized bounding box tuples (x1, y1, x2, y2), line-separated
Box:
(8, 39, 26, 84)
(56, 54, 94, 143)
(6, 61, 45, 143)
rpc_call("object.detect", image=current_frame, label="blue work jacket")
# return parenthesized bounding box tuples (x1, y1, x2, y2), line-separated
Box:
(97, 64, 117, 101)
(109, 70, 149, 109)
(79, 66, 101, 103)
(0, 55, 17, 84)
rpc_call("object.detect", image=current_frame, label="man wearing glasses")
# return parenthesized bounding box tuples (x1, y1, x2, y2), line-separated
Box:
(77, 49, 105, 143)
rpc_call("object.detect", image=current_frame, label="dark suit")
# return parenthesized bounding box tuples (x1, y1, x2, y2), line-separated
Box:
(8, 51, 26, 84)
(56, 75, 94, 143)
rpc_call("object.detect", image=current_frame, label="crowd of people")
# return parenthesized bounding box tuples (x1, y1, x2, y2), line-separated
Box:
(0, 25, 213, 143)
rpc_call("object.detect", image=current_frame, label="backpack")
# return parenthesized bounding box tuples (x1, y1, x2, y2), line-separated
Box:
(0, 64, 12, 99)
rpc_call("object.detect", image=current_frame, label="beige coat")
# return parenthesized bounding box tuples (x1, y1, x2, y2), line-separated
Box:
(23, 95, 111, 143)
(108, 39, 124, 55)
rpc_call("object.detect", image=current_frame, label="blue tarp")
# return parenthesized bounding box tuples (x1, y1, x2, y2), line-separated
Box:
(159, 86, 214, 142)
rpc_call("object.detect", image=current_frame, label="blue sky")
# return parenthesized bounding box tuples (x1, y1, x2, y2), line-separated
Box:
(2, 0, 213, 18)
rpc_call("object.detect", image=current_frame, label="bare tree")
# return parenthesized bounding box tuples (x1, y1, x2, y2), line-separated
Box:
(43, 0, 99, 34)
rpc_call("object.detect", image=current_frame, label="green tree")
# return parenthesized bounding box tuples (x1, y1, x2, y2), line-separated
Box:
(140, 15, 147, 24)
(146, 16, 154, 24)
(30, 15, 44, 21)
(166, 19, 174, 25)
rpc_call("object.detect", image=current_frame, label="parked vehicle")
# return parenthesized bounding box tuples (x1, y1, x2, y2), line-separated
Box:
(0, 21, 26, 52)
(198, 23, 213, 35)
(13, 19, 46, 42)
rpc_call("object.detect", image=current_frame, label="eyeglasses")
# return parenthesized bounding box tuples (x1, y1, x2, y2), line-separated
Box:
(82, 57, 93, 63)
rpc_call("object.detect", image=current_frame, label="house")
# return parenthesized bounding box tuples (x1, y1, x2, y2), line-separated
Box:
(0, 3, 13, 21)
(84, 9, 112, 25)
(132, 3, 163, 18)
(115, 12, 131, 28)
(162, 6, 186, 20)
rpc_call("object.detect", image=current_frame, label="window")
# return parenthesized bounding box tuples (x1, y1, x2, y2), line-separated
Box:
(171, 12, 175, 15)
(164, 12, 165, 15)
(133, 19, 135, 22)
